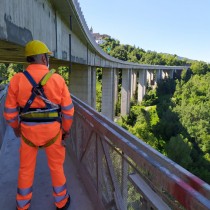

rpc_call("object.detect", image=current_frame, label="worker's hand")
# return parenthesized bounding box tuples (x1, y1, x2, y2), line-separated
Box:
(61, 129, 70, 147)
(61, 140, 67, 147)
(13, 127, 21, 138)
(62, 129, 70, 140)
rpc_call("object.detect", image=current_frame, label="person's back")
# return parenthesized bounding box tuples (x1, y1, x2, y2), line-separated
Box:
(10, 64, 72, 145)
(4, 40, 74, 210)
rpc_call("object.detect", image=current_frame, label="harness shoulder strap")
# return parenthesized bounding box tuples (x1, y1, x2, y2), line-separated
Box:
(22, 70, 55, 113)
(23, 71, 37, 87)
(40, 69, 56, 86)
(22, 71, 38, 113)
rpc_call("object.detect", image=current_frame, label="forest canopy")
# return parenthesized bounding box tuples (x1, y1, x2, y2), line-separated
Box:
(100, 37, 210, 183)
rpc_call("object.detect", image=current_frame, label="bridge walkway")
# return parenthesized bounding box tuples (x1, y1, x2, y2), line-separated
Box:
(0, 126, 94, 210)
(0, 88, 210, 210)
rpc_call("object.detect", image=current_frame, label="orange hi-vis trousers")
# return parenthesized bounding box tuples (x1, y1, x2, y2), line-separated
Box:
(16, 131, 69, 210)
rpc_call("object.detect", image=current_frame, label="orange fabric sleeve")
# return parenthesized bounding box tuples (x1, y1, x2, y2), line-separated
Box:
(3, 74, 20, 128)
(60, 79, 74, 132)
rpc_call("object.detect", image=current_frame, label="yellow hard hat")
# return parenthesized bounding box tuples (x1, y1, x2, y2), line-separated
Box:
(25, 40, 52, 57)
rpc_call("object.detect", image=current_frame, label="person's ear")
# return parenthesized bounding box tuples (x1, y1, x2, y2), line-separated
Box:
(41, 54, 47, 65)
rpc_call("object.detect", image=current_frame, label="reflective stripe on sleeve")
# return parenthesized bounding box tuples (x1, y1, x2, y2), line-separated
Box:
(61, 103, 74, 111)
(6, 115, 18, 123)
(4, 107, 19, 113)
(62, 113, 73, 120)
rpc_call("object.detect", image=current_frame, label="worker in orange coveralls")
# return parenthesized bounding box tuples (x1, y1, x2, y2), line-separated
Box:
(4, 40, 74, 210)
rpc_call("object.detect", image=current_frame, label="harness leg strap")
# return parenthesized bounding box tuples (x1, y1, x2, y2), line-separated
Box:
(21, 130, 61, 149)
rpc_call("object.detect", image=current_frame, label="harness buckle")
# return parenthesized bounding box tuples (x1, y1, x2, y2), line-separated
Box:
(32, 85, 43, 96)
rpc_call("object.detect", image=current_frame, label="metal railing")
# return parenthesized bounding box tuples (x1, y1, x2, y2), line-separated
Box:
(69, 95, 210, 210)
(0, 85, 7, 149)
(0, 88, 209, 209)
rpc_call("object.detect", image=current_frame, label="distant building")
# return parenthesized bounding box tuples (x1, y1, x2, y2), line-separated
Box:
(90, 27, 110, 45)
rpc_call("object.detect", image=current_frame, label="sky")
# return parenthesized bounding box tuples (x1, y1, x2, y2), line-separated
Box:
(79, 0, 210, 63)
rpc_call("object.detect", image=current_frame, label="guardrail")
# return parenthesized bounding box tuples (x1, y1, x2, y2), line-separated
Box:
(69, 95, 210, 210)
(0, 88, 209, 209)
(0, 85, 7, 149)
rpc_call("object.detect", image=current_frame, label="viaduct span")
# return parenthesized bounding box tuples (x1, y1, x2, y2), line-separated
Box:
(0, 0, 187, 119)
(1, 1, 209, 210)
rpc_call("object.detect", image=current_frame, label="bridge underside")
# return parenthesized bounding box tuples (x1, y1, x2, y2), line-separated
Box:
(0, 40, 71, 67)
(0, 40, 25, 64)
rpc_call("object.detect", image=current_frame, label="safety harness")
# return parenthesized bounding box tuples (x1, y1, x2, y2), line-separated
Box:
(21, 131, 60, 149)
(20, 70, 61, 149)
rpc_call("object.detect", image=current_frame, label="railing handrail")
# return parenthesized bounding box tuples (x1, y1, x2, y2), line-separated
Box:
(71, 94, 210, 209)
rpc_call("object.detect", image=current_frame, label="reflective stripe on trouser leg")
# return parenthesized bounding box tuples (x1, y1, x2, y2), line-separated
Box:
(53, 183, 69, 206)
(16, 137, 38, 210)
(16, 187, 33, 210)
(45, 131, 69, 208)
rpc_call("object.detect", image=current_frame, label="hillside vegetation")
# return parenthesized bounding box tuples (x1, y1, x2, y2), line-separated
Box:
(99, 37, 210, 183)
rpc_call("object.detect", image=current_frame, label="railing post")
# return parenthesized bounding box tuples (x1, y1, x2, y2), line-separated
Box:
(96, 135, 103, 199)
(121, 153, 128, 209)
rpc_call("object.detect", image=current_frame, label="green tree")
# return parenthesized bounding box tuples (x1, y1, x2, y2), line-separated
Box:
(56, 66, 69, 85)
(0, 63, 23, 84)
(110, 45, 128, 61)
(166, 135, 192, 168)
(96, 68, 102, 112)
(190, 61, 209, 75)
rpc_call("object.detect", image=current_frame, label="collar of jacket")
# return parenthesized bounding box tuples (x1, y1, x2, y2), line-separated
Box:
(26, 64, 49, 72)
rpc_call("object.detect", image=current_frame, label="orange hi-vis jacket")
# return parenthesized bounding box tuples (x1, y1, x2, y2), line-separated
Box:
(4, 64, 74, 145)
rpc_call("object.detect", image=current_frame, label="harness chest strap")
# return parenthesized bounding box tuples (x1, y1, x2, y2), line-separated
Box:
(21, 130, 61, 149)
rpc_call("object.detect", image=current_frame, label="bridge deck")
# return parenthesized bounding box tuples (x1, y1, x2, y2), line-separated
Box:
(0, 126, 94, 210)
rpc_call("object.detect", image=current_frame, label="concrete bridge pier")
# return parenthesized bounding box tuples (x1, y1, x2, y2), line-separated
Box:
(137, 69, 147, 102)
(121, 68, 131, 116)
(147, 70, 155, 86)
(70, 64, 96, 107)
(114, 68, 119, 114)
(130, 70, 137, 99)
(151, 70, 154, 85)
(147, 70, 151, 86)
(155, 69, 163, 84)
(101, 67, 115, 120)
(162, 70, 168, 79)
(168, 69, 174, 78)
(90, 66, 96, 109)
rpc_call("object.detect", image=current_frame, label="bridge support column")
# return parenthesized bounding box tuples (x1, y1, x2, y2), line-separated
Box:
(121, 69, 131, 116)
(114, 68, 119, 114)
(131, 70, 137, 99)
(102, 68, 115, 120)
(151, 70, 154, 86)
(147, 70, 152, 86)
(90, 67, 96, 109)
(169, 69, 174, 79)
(156, 69, 164, 81)
(163, 70, 167, 79)
(70, 65, 94, 106)
(137, 69, 146, 102)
